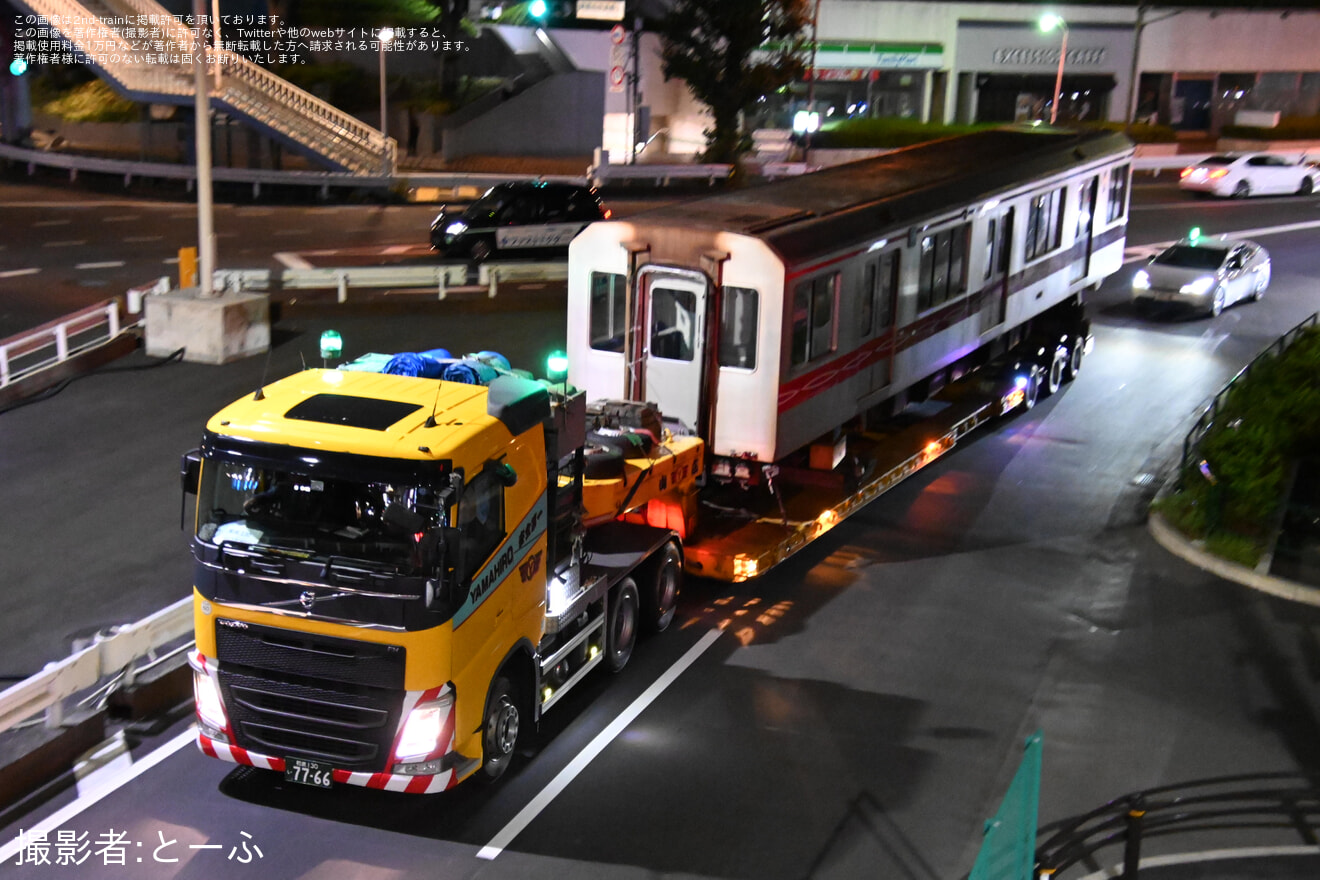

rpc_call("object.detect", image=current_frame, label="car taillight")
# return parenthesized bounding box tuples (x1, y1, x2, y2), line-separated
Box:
(603, 208, 613, 219)
(1180, 167, 1195, 179)
(1208, 169, 1229, 180)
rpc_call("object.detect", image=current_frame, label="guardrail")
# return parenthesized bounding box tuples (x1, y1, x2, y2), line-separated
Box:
(1132, 152, 1211, 175)
(588, 161, 733, 188)
(0, 300, 129, 389)
(0, 598, 193, 733)
(1179, 311, 1320, 484)
(213, 260, 565, 301)
(1035, 772, 1320, 877)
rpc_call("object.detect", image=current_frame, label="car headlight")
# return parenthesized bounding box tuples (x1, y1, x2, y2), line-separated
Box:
(444, 221, 467, 238)
(1132, 269, 1151, 290)
(393, 693, 455, 763)
(1180, 276, 1215, 296)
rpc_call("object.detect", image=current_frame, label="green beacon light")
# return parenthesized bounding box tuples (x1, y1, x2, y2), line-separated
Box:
(319, 329, 344, 362)
(529, 0, 548, 18)
(546, 350, 569, 383)
(9, 58, 28, 76)
(1188, 227, 1202, 244)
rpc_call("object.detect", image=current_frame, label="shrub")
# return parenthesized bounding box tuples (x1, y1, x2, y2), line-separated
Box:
(810, 118, 998, 149)
(40, 79, 138, 123)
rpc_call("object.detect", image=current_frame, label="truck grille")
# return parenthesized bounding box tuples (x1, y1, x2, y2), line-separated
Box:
(214, 620, 406, 771)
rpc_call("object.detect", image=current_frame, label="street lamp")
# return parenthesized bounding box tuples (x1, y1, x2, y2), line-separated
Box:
(1039, 13, 1068, 124)
(378, 27, 395, 175)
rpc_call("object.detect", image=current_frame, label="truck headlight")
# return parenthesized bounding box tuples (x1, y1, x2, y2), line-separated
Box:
(394, 692, 455, 764)
(193, 666, 228, 734)
(1131, 269, 1151, 290)
(1180, 276, 1215, 296)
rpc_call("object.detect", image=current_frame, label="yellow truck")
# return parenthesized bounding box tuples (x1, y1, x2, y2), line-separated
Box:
(184, 355, 701, 793)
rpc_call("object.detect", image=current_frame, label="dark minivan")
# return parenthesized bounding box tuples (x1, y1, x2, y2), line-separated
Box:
(429, 181, 610, 262)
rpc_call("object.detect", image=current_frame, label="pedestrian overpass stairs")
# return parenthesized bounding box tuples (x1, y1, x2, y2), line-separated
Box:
(12, 0, 394, 174)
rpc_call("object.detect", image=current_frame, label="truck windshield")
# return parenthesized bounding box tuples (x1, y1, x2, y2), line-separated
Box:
(195, 459, 440, 575)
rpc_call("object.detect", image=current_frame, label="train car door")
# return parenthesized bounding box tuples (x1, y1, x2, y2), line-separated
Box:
(639, 267, 708, 431)
(979, 206, 1013, 334)
(1072, 176, 1098, 283)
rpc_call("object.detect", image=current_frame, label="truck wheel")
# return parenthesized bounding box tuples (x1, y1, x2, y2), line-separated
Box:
(480, 676, 520, 782)
(643, 543, 681, 634)
(1022, 365, 1041, 411)
(1044, 348, 1066, 395)
(607, 578, 640, 672)
(1066, 336, 1084, 380)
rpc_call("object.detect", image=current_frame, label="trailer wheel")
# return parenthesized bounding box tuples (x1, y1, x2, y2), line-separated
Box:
(607, 578, 640, 672)
(1066, 336, 1085, 381)
(479, 676, 520, 782)
(1022, 365, 1042, 411)
(1044, 348, 1066, 395)
(643, 543, 681, 634)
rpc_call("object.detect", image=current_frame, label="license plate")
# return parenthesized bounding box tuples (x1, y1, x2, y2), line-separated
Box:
(284, 757, 333, 788)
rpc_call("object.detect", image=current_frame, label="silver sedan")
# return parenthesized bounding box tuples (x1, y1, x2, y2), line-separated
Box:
(1131, 236, 1271, 317)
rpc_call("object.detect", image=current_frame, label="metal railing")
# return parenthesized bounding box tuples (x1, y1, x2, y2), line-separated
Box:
(0, 300, 129, 389)
(1179, 312, 1320, 483)
(1036, 773, 1320, 877)
(0, 598, 192, 732)
(212, 259, 565, 301)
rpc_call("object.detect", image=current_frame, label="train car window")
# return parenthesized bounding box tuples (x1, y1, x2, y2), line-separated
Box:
(589, 271, 627, 352)
(918, 225, 968, 311)
(791, 273, 838, 366)
(875, 251, 897, 331)
(1026, 189, 1063, 261)
(651, 286, 697, 361)
(860, 262, 876, 336)
(948, 227, 966, 300)
(1078, 177, 1095, 242)
(1106, 164, 1130, 224)
(718, 286, 758, 369)
(984, 219, 997, 281)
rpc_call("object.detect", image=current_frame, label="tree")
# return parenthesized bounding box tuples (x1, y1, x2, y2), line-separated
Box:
(657, 0, 810, 165)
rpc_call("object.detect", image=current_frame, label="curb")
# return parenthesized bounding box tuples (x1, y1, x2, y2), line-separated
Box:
(1148, 511, 1320, 607)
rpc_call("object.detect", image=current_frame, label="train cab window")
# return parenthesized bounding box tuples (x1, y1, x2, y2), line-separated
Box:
(457, 469, 505, 581)
(791, 273, 838, 366)
(589, 271, 627, 353)
(651, 286, 697, 361)
(1106, 164, 1130, 224)
(718, 286, 758, 369)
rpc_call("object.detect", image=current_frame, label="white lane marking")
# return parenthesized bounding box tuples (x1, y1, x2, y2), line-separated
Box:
(75, 261, 127, 270)
(382, 244, 413, 254)
(0, 726, 196, 864)
(0, 268, 41, 278)
(33, 219, 71, 227)
(42, 240, 88, 248)
(275, 251, 314, 269)
(103, 214, 141, 222)
(123, 235, 163, 243)
(477, 628, 723, 860)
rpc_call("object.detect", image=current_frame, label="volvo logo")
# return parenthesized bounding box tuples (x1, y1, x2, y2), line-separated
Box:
(299, 591, 317, 610)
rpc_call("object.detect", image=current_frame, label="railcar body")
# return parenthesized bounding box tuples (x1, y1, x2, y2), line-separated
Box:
(566, 126, 1133, 467)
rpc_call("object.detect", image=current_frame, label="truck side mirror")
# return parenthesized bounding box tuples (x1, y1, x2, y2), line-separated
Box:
(424, 527, 466, 613)
(180, 450, 201, 531)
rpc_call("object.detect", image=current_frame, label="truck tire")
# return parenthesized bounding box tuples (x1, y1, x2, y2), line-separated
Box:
(607, 578, 640, 672)
(479, 676, 520, 782)
(1066, 336, 1085, 381)
(1044, 347, 1066, 395)
(642, 543, 681, 633)
(1022, 365, 1042, 411)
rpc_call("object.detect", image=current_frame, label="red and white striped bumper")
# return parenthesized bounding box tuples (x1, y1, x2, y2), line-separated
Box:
(196, 733, 460, 793)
